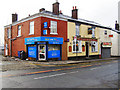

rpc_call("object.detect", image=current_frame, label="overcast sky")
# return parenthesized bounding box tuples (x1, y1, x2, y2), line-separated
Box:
(0, 0, 119, 45)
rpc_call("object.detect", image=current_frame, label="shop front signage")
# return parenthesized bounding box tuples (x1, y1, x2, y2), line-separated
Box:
(44, 22, 48, 28)
(102, 42, 112, 47)
(49, 41, 63, 44)
(77, 38, 97, 41)
(28, 46, 36, 58)
(37, 42, 46, 44)
(25, 37, 63, 45)
(109, 35, 113, 37)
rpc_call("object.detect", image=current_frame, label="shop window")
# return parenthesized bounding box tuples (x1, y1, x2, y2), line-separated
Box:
(48, 44, 60, 51)
(91, 41, 98, 52)
(50, 21, 57, 35)
(72, 40, 82, 53)
(18, 25, 21, 36)
(29, 21, 34, 35)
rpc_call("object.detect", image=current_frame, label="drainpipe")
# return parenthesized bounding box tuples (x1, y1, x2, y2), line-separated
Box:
(10, 24, 12, 57)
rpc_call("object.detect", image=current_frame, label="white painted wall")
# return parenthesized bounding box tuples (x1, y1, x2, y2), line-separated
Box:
(99, 28, 112, 55)
(118, 34, 120, 56)
(111, 31, 119, 56)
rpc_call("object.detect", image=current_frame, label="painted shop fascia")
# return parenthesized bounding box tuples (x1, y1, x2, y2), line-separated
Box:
(25, 37, 63, 61)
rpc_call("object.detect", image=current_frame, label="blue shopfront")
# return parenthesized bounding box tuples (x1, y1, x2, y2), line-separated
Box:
(25, 37, 63, 61)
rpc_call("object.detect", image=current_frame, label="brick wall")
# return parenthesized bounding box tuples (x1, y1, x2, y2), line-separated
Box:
(4, 16, 68, 60)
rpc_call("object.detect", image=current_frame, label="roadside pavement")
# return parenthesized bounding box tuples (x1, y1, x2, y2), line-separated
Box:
(0, 55, 119, 71)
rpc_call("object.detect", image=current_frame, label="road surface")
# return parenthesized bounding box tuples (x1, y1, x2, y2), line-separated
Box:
(1, 59, 119, 88)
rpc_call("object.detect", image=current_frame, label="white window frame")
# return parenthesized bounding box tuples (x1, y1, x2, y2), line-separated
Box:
(17, 25, 21, 37)
(29, 21, 34, 35)
(92, 28, 95, 38)
(50, 21, 58, 35)
(76, 25, 79, 36)
(72, 40, 82, 53)
(91, 41, 98, 52)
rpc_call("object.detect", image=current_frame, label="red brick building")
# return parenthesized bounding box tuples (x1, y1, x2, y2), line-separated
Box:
(4, 1, 68, 61)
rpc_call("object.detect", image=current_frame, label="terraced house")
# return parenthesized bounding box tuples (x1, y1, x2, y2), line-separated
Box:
(4, 1, 113, 61)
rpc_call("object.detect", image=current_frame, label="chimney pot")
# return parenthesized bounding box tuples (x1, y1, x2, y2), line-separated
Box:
(73, 6, 74, 10)
(60, 10, 62, 14)
(75, 6, 77, 9)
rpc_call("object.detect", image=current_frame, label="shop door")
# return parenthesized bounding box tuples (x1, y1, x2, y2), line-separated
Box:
(38, 45, 46, 60)
(86, 42, 89, 57)
(101, 47, 111, 58)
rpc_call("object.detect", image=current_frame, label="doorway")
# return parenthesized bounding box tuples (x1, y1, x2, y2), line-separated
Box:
(86, 42, 89, 57)
(38, 44, 46, 60)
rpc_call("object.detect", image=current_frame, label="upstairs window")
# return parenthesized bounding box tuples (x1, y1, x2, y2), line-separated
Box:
(18, 25, 21, 36)
(88, 28, 92, 34)
(76, 25, 80, 36)
(50, 21, 57, 34)
(88, 27, 95, 38)
(92, 27, 95, 38)
(7, 29, 10, 38)
(29, 21, 34, 35)
(104, 30, 107, 35)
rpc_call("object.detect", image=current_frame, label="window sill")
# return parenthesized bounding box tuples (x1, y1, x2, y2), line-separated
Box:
(17, 36, 21, 38)
(50, 33, 58, 35)
(29, 33, 34, 35)
(72, 52, 82, 53)
(92, 51, 98, 53)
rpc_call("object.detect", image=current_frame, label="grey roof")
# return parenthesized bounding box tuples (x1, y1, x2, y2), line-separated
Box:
(5, 10, 112, 30)
(41, 10, 111, 29)
(111, 28, 120, 34)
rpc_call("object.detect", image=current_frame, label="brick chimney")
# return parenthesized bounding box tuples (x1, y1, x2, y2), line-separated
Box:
(72, 6, 78, 19)
(12, 13, 18, 23)
(115, 20, 119, 30)
(39, 8, 45, 12)
(53, 1, 59, 15)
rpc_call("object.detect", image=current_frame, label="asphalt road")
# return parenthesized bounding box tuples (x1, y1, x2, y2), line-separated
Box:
(1, 59, 119, 88)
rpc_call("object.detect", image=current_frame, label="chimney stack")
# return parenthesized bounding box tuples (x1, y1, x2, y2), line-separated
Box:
(72, 6, 78, 19)
(12, 13, 18, 23)
(39, 8, 45, 12)
(53, 1, 59, 15)
(115, 20, 119, 30)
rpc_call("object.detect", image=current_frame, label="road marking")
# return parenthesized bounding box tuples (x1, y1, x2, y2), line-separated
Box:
(34, 71, 79, 79)
(90, 67, 102, 70)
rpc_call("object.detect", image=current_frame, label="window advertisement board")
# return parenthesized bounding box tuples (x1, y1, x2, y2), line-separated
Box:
(28, 46, 36, 58)
(48, 50, 60, 59)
